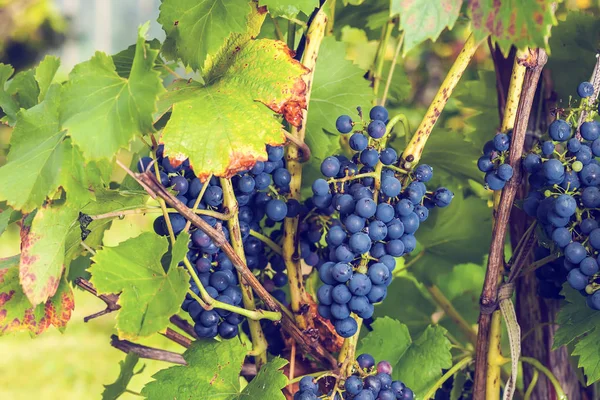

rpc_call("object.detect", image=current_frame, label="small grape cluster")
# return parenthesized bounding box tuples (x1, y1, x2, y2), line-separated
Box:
(522, 80, 600, 310)
(141, 144, 292, 338)
(293, 353, 413, 400)
(477, 131, 514, 190)
(312, 106, 454, 337)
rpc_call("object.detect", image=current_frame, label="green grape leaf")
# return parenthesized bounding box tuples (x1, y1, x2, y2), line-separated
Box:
(0, 205, 21, 237)
(239, 357, 288, 399)
(454, 71, 499, 150)
(67, 255, 91, 284)
(357, 317, 412, 366)
(468, 0, 557, 55)
(112, 39, 163, 79)
(410, 192, 492, 284)
(60, 23, 164, 160)
(418, 130, 482, 187)
(392, 325, 453, 396)
(1, 260, 74, 335)
(437, 263, 485, 301)
(102, 353, 145, 400)
(142, 339, 248, 399)
(64, 189, 150, 261)
(375, 276, 434, 336)
(161, 39, 309, 179)
(307, 37, 375, 161)
(547, 13, 600, 100)
(20, 203, 79, 305)
(89, 232, 189, 339)
(554, 286, 600, 384)
(259, 0, 318, 17)
(0, 84, 105, 212)
(35, 55, 60, 102)
(391, 0, 461, 55)
(0, 63, 18, 124)
(4, 67, 39, 121)
(158, 0, 251, 71)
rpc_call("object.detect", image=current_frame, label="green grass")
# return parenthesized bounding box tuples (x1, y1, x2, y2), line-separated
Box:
(0, 214, 183, 399)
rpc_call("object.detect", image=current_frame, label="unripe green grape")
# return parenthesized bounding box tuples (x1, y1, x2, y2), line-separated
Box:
(573, 160, 583, 172)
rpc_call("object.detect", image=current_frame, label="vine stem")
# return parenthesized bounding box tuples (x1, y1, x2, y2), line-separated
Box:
(372, 18, 395, 99)
(422, 356, 472, 399)
(473, 49, 548, 400)
(283, 8, 327, 329)
(183, 173, 212, 232)
(520, 357, 567, 400)
(380, 32, 404, 106)
(524, 368, 539, 400)
(127, 165, 338, 369)
(426, 285, 477, 346)
(401, 34, 481, 167)
(221, 178, 268, 367)
(249, 229, 283, 255)
(486, 54, 527, 400)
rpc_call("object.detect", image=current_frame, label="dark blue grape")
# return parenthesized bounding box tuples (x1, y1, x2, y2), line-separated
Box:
(370, 105, 388, 122)
(335, 244, 355, 263)
(367, 120, 386, 139)
(542, 141, 555, 156)
(336, 115, 353, 133)
(497, 163, 513, 181)
(350, 133, 368, 151)
(344, 214, 366, 234)
(580, 162, 600, 186)
(266, 199, 287, 221)
(549, 119, 571, 142)
(355, 197, 377, 218)
(345, 375, 364, 395)
(564, 242, 587, 264)
(368, 220, 388, 241)
(194, 323, 218, 338)
(360, 149, 380, 168)
(433, 187, 454, 207)
(335, 317, 358, 337)
(321, 156, 341, 177)
(493, 133, 510, 151)
(381, 177, 402, 197)
(554, 194, 577, 217)
(582, 186, 600, 208)
(551, 227, 571, 248)
(273, 168, 291, 187)
(199, 310, 220, 327)
(567, 268, 589, 290)
(380, 148, 398, 165)
(312, 178, 329, 196)
(580, 257, 599, 276)
(332, 284, 352, 304)
(218, 321, 239, 339)
(349, 273, 372, 296)
(400, 234, 416, 253)
(267, 145, 284, 161)
(332, 262, 353, 283)
(485, 172, 505, 190)
(357, 354, 376, 370)
(385, 239, 405, 257)
(578, 81, 594, 98)
(376, 203, 395, 223)
(368, 263, 390, 285)
(331, 303, 350, 319)
(478, 156, 494, 173)
(581, 121, 600, 141)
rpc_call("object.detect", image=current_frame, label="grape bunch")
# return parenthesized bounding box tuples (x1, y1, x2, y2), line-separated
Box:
(141, 144, 293, 339)
(312, 106, 454, 337)
(477, 131, 513, 190)
(522, 81, 600, 309)
(293, 353, 413, 400)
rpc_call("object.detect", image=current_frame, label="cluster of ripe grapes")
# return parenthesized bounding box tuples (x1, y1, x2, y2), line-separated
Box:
(293, 353, 413, 400)
(522, 81, 600, 309)
(140, 144, 292, 338)
(477, 131, 514, 190)
(310, 106, 454, 337)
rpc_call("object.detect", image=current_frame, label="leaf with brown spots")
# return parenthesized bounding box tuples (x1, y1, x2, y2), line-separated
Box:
(160, 39, 309, 179)
(391, 0, 462, 55)
(1, 259, 75, 336)
(89, 232, 189, 339)
(20, 203, 79, 305)
(468, 0, 557, 55)
(142, 339, 288, 400)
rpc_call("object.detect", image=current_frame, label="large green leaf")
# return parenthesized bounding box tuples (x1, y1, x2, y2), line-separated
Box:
(468, 0, 557, 55)
(0, 84, 105, 212)
(392, 325, 453, 396)
(20, 204, 79, 306)
(410, 192, 492, 284)
(358, 320, 452, 397)
(307, 37, 375, 161)
(0, 66, 39, 125)
(142, 340, 287, 399)
(158, 0, 250, 71)
(259, 0, 318, 17)
(1, 259, 74, 335)
(554, 286, 600, 384)
(357, 317, 412, 366)
(546, 12, 600, 100)
(89, 232, 189, 339)
(34, 55, 60, 102)
(391, 0, 461, 55)
(102, 353, 144, 400)
(0, 204, 21, 237)
(160, 38, 308, 179)
(60, 23, 164, 160)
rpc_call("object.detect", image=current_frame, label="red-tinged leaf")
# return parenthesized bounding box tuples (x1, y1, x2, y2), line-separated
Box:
(468, 0, 557, 55)
(159, 39, 309, 179)
(19, 204, 79, 305)
(0, 260, 74, 336)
